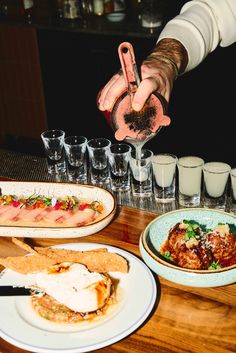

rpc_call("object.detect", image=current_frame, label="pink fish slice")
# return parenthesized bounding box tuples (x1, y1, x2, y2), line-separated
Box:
(111, 42, 171, 142)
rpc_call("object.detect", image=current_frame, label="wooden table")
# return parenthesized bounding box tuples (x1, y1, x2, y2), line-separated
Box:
(0, 204, 236, 353)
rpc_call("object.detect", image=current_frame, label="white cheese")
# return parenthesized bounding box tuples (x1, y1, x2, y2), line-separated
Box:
(30, 262, 111, 313)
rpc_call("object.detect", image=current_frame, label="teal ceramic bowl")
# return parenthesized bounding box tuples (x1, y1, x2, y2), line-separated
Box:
(139, 208, 236, 287)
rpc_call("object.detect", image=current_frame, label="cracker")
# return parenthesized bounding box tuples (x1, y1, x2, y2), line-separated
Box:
(11, 237, 37, 254)
(0, 254, 56, 274)
(34, 247, 128, 273)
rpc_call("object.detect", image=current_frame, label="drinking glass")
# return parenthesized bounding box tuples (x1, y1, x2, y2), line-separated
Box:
(152, 153, 178, 202)
(64, 135, 88, 183)
(177, 156, 204, 207)
(229, 167, 236, 214)
(203, 162, 231, 210)
(41, 129, 66, 174)
(108, 143, 131, 191)
(130, 148, 153, 197)
(87, 138, 111, 185)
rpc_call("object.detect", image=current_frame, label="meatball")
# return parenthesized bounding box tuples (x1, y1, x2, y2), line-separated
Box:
(176, 242, 213, 270)
(205, 231, 236, 262)
(168, 223, 187, 252)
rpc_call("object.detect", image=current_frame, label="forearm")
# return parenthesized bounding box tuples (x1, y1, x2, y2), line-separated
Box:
(146, 38, 188, 78)
(157, 0, 236, 72)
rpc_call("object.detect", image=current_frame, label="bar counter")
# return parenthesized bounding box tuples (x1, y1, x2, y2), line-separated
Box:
(0, 148, 177, 214)
(0, 149, 236, 353)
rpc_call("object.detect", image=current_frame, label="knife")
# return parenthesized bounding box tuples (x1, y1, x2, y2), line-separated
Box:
(0, 286, 40, 296)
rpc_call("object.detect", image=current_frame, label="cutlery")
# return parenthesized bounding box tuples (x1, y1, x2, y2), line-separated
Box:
(0, 286, 42, 296)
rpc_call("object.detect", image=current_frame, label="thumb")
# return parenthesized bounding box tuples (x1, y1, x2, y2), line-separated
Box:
(132, 78, 160, 111)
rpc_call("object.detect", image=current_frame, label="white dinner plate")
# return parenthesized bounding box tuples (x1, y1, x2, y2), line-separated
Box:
(0, 243, 157, 353)
(0, 181, 116, 238)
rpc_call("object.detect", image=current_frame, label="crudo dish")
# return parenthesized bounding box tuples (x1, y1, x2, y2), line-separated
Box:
(0, 181, 116, 238)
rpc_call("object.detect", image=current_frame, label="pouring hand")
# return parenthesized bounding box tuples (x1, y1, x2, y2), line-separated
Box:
(97, 39, 188, 113)
(97, 61, 174, 113)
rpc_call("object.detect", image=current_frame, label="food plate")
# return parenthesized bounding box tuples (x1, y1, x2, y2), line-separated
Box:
(0, 242, 157, 353)
(0, 181, 116, 238)
(140, 208, 236, 287)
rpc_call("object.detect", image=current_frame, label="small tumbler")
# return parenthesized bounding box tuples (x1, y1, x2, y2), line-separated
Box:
(87, 138, 111, 185)
(177, 156, 204, 207)
(41, 129, 66, 174)
(64, 135, 88, 183)
(152, 153, 177, 203)
(203, 162, 231, 210)
(229, 167, 236, 214)
(109, 143, 131, 192)
(130, 148, 153, 197)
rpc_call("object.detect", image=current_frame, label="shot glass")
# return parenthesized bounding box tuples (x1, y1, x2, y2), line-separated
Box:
(87, 137, 111, 185)
(177, 156, 204, 207)
(130, 148, 153, 197)
(64, 135, 88, 183)
(229, 168, 236, 214)
(203, 162, 231, 210)
(108, 143, 131, 192)
(152, 153, 178, 203)
(41, 129, 66, 174)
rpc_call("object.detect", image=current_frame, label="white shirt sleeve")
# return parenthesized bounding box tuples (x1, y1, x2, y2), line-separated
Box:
(157, 0, 236, 71)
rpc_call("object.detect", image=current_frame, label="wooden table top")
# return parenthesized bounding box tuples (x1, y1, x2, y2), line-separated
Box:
(0, 204, 236, 352)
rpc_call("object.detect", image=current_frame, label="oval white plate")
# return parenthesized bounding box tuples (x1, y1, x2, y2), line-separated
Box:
(0, 181, 116, 238)
(0, 242, 157, 353)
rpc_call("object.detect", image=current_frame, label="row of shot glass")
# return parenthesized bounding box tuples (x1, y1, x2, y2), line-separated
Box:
(153, 154, 236, 213)
(41, 130, 152, 194)
(41, 130, 236, 214)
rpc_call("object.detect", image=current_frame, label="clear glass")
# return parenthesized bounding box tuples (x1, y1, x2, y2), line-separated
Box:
(109, 143, 131, 191)
(203, 162, 231, 210)
(177, 156, 204, 207)
(87, 138, 111, 185)
(130, 148, 153, 197)
(229, 168, 236, 214)
(64, 135, 87, 183)
(41, 129, 66, 174)
(152, 153, 178, 203)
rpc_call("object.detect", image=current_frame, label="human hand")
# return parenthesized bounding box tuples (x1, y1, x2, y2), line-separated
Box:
(97, 57, 176, 113)
(97, 39, 188, 113)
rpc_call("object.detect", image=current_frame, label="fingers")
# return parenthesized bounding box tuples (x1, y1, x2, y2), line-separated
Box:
(132, 78, 159, 111)
(97, 62, 173, 113)
(97, 71, 127, 112)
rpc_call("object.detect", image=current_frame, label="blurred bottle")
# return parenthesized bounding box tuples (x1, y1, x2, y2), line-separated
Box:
(62, 0, 82, 20)
(80, 0, 93, 19)
(56, 0, 64, 19)
(21, 0, 34, 23)
(0, 0, 8, 18)
(93, 0, 104, 16)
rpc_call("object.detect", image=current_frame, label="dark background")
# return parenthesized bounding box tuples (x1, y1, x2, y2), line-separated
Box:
(1, 0, 235, 166)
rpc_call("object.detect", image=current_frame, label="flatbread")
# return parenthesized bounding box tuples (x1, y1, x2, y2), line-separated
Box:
(0, 240, 128, 274)
(11, 237, 37, 254)
(34, 247, 128, 273)
(0, 254, 56, 274)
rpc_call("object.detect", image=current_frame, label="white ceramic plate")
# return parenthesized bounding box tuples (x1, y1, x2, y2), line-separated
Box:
(0, 181, 116, 238)
(0, 242, 157, 353)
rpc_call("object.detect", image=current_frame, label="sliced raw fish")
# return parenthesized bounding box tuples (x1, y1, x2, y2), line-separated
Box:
(19, 208, 49, 222)
(63, 208, 96, 226)
(13, 207, 32, 221)
(0, 206, 21, 221)
(43, 209, 72, 223)
(0, 205, 13, 216)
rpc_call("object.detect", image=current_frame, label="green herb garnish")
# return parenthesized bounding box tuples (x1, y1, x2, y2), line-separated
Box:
(208, 261, 222, 270)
